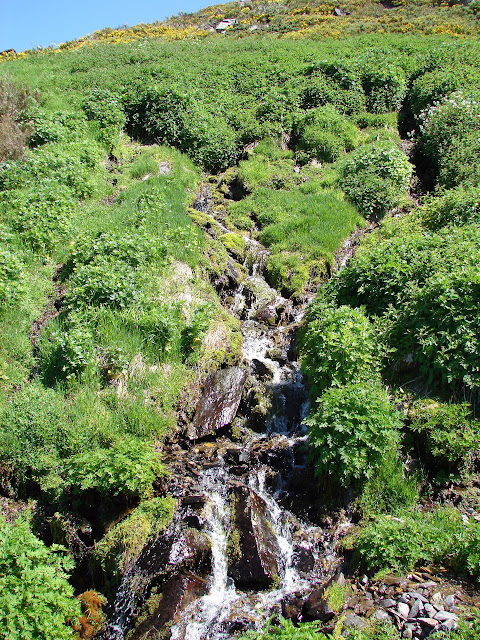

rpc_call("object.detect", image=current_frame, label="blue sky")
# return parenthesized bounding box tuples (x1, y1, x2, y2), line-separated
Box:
(0, 0, 207, 52)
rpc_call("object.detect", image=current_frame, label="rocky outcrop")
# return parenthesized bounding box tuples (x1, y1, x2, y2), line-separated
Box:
(188, 367, 247, 439)
(228, 485, 280, 589)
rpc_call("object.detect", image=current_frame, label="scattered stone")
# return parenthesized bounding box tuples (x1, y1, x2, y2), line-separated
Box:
(397, 602, 410, 619)
(431, 592, 443, 606)
(444, 594, 455, 609)
(424, 603, 436, 618)
(380, 598, 396, 609)
(409, 599, 423, 619)
(434, 611, 458, 623)
(402, 630, 413, 640)
(303, 592, 335, 622)
(417, 617, 439, 629)
(343, 612, 367, 629)
(334, 572, 346, 587)
(440, 619, 459, 632)
(374, 609, 391, 622)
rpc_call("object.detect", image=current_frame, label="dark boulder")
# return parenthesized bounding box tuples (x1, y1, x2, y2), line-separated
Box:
(188, 367, 247, 439)
(229, 485, 280, 589)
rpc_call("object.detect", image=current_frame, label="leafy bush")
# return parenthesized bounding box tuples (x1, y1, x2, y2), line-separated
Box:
(436, 129, 480, 189)
(296, 105, 360, 163)
(419, 90, 480, 167)
(0, 237, 25, 306)
(408, 400, 480, 475)
(305, 382, 401, 487)
(126, 86, 239, 172)
(338, 141, 413, 219)
(361, 64, 407, 114)
(240, 617, 327, 639)
(0, 516, 80, 640)
(420, 186, 480, 230)
(357, 449, 419, 518)
(7, 182, 74, 252)
(355, 507, 480, 580)
(83, 88, 125, 146)
(0, 383, 72, 494)
(300, 303, 380, 400)
(407, 65, 480, 119)
(28, 109, 87, 147)
(66, 437, 163, 498)
(37, 313, 96, 384)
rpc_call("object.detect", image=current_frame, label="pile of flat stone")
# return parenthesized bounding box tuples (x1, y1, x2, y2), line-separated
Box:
(374, 586, 459, 638)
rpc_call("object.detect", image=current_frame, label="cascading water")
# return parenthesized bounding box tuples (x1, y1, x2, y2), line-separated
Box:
(171, 468, 238, 640)
(105, 190, 348, 640)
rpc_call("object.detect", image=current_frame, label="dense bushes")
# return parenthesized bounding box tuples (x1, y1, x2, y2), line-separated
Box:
(355, 507, 480, 580)
(420, 186, 480, 230)
(305, 382, 401, 487)
(125, 87, 240, 172)
(300, 303, 379, 399)
(0, 517, 80, 640)
(338, 141, 413, 219)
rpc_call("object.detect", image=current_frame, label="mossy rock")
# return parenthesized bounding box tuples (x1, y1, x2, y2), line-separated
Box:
(187, 208, 223, 237)
(91, 497, 176, 595)
(219, 232, 246, 261)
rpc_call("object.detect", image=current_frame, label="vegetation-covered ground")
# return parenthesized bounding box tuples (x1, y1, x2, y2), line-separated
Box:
(1, 0, 480, 638)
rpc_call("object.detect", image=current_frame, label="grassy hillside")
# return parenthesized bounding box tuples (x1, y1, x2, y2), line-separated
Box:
(1, 1, 480, 638)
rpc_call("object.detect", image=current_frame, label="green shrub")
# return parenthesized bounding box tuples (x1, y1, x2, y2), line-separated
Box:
(301, 75, 367, 115)
(420, 186, 480, 230)
(7, 182, 74, 252)
(83, 88, 125, 146)
(305, 382, 401, 487)
(361, 64, 407, 114)
(0, 383, 72, 494)
(0, 239, 25, 306)
(28, 109, 87, 147)
(357, 449, 419, 518)
(419, 91, 480, 166)
(355, 507, 480, 580)
(0, 516, 80, 640)
(66, 437, 163, 499)
(296, 105, 360, 163)
(37, 313, 96, 384)
(437, 130, 480, 189)
(240, 617, 327, 639)
(338, 141, 412, 219)
(407, 65, 480, 119)
(408, 400, 480, 476)
(0, 159, 28, 190)
(300, 303, 380, 400)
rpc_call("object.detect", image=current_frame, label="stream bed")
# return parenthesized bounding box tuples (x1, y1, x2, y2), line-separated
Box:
(104, 194, 354, 640)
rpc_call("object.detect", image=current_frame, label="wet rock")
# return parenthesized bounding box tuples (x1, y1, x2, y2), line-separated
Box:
(250, 358, 274, 380)
(303, 590, 335, 622)
(188, 367, 247, 439)
(137, 528, 211, 580)
(49, 512, 92, 561)
(229, 485, 280, 589)
(282, 593, 305, 621)
(254, 297, 288, 324)
(129, 572, 207, 640)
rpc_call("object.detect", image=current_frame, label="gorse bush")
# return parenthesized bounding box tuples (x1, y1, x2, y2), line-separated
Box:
(305, 382, 401, 487)
(0, 78, 34, 161)
(338, 141, 413, 219)
(0, 517, 80, 640)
